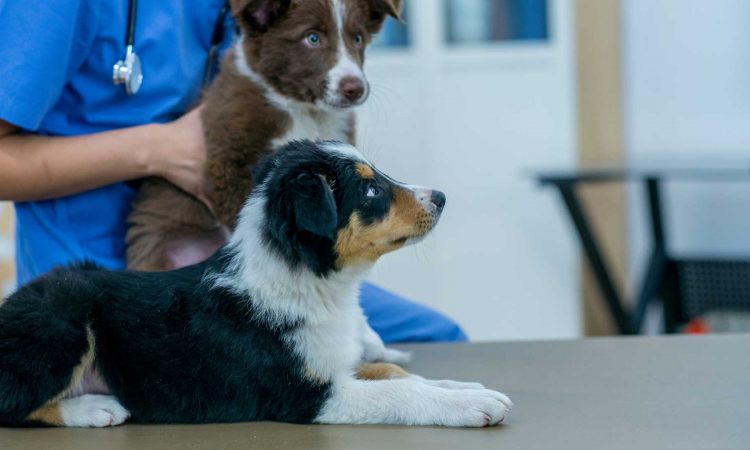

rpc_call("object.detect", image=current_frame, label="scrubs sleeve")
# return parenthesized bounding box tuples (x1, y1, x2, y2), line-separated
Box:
(0, 0, 101, 131)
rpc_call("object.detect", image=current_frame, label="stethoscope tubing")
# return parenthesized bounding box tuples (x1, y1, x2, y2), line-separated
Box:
(116, 0, 230, 95)
(125, 0, 138, 47)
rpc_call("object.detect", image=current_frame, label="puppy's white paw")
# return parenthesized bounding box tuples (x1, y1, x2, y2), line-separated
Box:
(381, 348, 412, 365)
(417, 377, 485, 390)
(443, 389, 513, 427)
(60, 395, 130, 427)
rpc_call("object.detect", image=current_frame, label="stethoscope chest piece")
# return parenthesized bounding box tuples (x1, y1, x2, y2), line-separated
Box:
(113, 0, 141, 96)
(113, 45, 142, 96)
(112, 0, 229, 96)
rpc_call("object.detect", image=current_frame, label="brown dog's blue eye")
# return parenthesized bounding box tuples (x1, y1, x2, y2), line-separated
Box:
(306, 32, 321, 47)
(366, 184, 380, 198)
(354, 34, 364, 46)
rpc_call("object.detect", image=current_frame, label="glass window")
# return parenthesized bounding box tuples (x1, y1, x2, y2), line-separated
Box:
(445, 0, 549, 45)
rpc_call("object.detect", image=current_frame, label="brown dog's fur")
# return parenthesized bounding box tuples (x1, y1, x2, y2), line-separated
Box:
(127, 0, 402, 271)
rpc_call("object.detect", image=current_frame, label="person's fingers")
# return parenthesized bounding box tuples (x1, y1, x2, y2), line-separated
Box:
(196, 192, 215, 216)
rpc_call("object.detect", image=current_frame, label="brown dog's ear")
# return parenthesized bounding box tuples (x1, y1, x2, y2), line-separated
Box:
(231, 0, 291, 34)
(367, 0, 403, 32)
(371, 0, 403, 20)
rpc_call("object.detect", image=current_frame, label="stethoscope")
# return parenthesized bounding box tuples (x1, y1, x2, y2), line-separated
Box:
(113, 0, 231, 96)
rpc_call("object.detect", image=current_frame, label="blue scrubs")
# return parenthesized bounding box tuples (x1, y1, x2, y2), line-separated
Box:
(0, 0, 466, 343)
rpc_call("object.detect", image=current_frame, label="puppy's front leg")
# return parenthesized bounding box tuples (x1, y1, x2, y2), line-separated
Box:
(357, 362, 485, 391)
(315, 377, 513, 427)
(358, 310, 411, 366)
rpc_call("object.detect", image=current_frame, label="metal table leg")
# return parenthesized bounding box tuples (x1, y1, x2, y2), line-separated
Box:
(555, 182, 635, 335)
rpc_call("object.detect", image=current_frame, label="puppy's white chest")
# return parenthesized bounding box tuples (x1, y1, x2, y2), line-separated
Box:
(288, 307, 362, 382)
(273, 108, 351, 148)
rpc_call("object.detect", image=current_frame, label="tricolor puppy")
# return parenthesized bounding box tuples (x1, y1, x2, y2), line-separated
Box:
(127, 0, 402, 271)
(0, 141, 512, 428)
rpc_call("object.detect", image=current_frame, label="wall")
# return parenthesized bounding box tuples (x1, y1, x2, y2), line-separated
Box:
(358, 0, 580, 341)
(623, 0, 750, 290)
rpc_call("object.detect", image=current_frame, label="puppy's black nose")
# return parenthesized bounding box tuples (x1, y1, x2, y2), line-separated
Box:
(340, 77, 365, 102)
(430, 190, 446, 211)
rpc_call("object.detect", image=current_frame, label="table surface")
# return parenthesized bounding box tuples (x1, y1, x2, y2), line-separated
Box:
(2, 335, 749, 450)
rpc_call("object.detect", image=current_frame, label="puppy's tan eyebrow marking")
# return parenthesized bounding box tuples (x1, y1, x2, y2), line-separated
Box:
(356, 163, 375, 179)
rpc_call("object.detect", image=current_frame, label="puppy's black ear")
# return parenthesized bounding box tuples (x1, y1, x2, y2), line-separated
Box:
(291, 174, 337, 239)
(232, 0, 291, 34)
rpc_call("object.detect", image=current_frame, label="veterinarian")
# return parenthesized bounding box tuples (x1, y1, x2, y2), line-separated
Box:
(0, 0, 466, 342)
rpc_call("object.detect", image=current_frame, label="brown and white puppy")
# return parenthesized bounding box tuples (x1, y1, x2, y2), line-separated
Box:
(126, 0, 402, 272)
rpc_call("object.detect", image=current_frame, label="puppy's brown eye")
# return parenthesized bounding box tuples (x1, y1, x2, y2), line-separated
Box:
(354, 34, 364, 46)
(366, 184, 380, 198)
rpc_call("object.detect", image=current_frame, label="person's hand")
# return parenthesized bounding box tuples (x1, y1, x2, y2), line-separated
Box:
(151, 106, 212, 208)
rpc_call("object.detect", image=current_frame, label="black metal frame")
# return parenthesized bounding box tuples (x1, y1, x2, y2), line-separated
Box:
(539, 174, 685, 334)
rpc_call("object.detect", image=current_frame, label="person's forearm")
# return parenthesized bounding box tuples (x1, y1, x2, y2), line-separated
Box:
(0, 123, 167, 201)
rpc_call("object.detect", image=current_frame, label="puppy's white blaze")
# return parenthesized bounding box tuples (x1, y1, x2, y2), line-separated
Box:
(326, 0, 368, 106)
(327, 52, 367, 100)
(209, 195, 364, 381)
(334, 0, 345, 29)
(321, 141, 367, 162)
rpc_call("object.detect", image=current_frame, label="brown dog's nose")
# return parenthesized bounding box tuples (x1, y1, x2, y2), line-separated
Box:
(430, 190, 446, 211)
(339, 77, 365, 102)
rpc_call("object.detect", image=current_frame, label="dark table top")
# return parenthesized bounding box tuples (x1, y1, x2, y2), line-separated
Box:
(2, 335, 749, 450)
